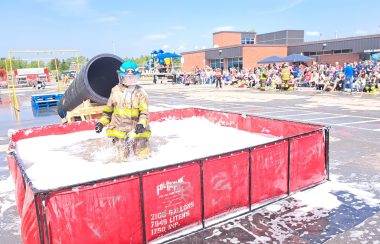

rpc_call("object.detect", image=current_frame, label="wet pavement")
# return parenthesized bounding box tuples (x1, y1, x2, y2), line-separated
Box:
(0, 83, 379, 243)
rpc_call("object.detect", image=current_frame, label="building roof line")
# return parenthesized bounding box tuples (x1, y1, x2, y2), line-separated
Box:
(181, 44, 287, 55)
(290, 33, 380, 46)
(213, 31, 256, 35)
(257, 29, 304, 35)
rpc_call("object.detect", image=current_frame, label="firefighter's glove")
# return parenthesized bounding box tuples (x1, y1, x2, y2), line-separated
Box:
(95, 122, 103, 133)
(127, 130, 137, 139)
(135, 124, 146, 134)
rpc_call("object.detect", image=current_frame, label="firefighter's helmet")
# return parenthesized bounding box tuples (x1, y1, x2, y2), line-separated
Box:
(118, 60, 140, 85)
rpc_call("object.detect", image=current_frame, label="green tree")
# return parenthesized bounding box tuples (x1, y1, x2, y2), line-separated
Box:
(0, 58, 6, 69)
(48, 58, 60, 71)
(59, 59, 69, 71)
(123, 55, 151, 66)
(29, 61, 45, 68)
(66, 56, 87, 66)
(11, 58, 28, 69)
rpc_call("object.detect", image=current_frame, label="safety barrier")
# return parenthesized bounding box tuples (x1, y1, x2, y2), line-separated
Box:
(8, 108, 329, 244)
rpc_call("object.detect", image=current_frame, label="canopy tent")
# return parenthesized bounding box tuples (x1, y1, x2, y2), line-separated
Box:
(372, 53, 380, 64)
(257, 56, 284, 64)
(155, 52, 182, 59)
(282, 54, 313, 63)
(372, 53, 380, 60)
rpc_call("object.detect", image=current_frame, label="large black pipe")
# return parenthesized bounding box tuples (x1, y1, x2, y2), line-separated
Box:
(57, 53, 123, 118)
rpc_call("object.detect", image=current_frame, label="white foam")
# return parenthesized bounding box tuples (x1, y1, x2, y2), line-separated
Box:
(0, 176, 16, 217)
(16, 117, 278, 190)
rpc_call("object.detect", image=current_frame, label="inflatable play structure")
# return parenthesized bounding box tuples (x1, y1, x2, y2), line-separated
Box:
(8, 107, 329, 243)
(147, 50, 182, 84)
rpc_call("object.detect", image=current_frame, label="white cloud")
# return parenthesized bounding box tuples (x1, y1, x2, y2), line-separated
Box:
(305, 31, 321, 37)
(214, 26, 234, 32)
(194, 46, 199, 50)
(355, 30, 368, 36)
(178, 45, 186, 51)
(145, 34, 168, 40)
(259, 0, 304, 14)
(93, 16, 117, 23)
(162, 44, 169, 49)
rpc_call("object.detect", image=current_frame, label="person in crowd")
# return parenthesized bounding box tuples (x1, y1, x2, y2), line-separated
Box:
(200, 69, 207, 85)
(354, 71, 366, 92)
(95, 60, 151, 159)
(364, 74, 377, 93)
(215, 68, 222, 88)
(343, 63, 354, 92)
(183, 60, 379, 93)
(281, 63, 291, 90)
(292, 64, 299, 79)
(310, 69, 319, 87)
(315, 71, 325, 91)
(259, 66, 268, 91)
(205, 67, 214, 85)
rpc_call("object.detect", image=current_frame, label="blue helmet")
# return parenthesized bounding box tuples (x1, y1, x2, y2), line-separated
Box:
(119, 60, 138, 76)
(118, 60, 141, 85)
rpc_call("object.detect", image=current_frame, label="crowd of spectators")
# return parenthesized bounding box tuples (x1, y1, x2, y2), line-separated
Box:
(185, 61, 380, 93)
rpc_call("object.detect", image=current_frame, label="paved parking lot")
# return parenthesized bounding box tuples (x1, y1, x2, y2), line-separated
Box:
(145, 85, 380, 243)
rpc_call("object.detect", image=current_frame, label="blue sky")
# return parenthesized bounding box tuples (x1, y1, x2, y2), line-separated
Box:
(2, 0, 379, 59)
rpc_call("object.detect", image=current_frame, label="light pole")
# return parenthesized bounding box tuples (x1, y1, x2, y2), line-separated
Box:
(218, 50, 222, 69)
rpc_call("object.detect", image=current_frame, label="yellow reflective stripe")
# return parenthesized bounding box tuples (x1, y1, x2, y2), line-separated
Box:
(99, 116, 110, 125)
(106, 129, 126, 139)
(114, 107, 139, 117)
(134, 130, 151, 138)
(103, 106, 113, 113)
(106, 130, 151, 139)
(139, 103, 148, 111)
(138, 118, 147, 127)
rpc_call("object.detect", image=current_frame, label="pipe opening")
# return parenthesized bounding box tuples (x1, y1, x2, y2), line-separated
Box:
(87, 57, 122, 98)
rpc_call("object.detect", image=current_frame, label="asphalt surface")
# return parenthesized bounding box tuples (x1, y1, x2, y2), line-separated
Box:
(0, 82, 379, 243)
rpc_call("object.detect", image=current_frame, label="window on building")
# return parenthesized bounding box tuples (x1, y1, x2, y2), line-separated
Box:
(342, 49, 353, 53)
(241, 38, 255, 45)
(210, 59, 224, 70)
(227, 57, 243, 71)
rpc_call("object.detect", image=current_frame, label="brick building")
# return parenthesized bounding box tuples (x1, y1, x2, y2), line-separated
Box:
(181, 30, 380, 72)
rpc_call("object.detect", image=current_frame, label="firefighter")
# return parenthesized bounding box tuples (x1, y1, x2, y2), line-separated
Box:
(281, 63, 291, 90)
(95, 60, 151, 159)
(259, 66, 268, 91)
